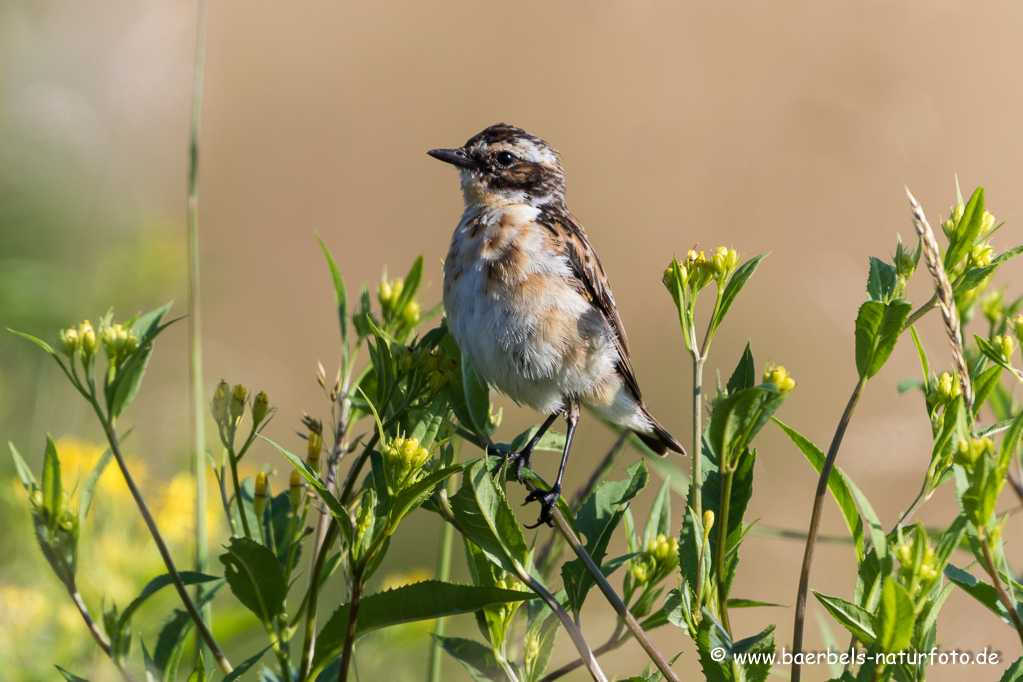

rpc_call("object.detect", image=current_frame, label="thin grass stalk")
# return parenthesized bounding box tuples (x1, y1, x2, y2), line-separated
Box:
(979, 535, 1023, 648)
(790, 378, 866, 682)
(186, 0, 211, 666)
(547, 501, 679, 682)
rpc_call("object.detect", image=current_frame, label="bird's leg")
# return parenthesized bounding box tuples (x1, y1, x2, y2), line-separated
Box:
(525, 400, 579, 528)
(490, 412, 560, 481)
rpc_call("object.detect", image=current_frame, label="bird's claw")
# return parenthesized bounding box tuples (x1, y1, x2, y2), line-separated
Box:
(523, 484, 561, 528)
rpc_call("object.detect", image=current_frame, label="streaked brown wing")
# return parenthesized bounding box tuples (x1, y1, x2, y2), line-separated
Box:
(543, 210, 643, 401)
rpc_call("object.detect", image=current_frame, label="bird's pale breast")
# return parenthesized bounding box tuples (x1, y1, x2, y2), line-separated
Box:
(443, 204, 622, 416)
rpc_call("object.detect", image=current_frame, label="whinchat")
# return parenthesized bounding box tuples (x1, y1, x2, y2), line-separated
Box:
(429, 123, 684, 527)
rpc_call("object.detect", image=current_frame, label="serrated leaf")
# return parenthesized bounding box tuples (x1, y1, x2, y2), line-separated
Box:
(712, 254, 768, 334)
(317, 235, 349, 362)
(507, 425, 565, 454)
(219, 537, 288, 623)
(998, 655, 1023, 682)
(873, 579, 915, 653)
(867, 257, 897, 302)
(434, 635, 508, 682)
(410, 398, 449, 448)
(814, 591, 876, 644)
(448, 461, 529, 576)
(725, 342, 756, 395)
(854, 299, 912, 379)
(944, 563, 1013, 624)
(735, 623, 775, 682)
(312, 582, 536, 671)
(775, 419, 864, 562)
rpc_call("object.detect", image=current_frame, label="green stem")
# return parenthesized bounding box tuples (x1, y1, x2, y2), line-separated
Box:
(228, 449, 252, 539)
(428, 479, 456, 682)
(791, 378, 866, 682)
(337, 564, 366, 682)
(298, 520, 340, 682)
(691, 355, 704, 516)
(96, 413, 232, 673)
(979, 535, 1023, 648)
(186, 0, 211, 669)
(715, 463, 734, 635)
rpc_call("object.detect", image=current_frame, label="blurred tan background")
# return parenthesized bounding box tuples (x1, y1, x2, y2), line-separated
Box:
(3, 1, 1023, 680)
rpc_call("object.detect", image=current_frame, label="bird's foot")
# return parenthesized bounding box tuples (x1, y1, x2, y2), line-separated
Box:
(488, 445, 533, 483)
(523, 484, 561, 529)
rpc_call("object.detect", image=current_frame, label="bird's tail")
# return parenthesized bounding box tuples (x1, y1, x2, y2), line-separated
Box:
(636, 406, 686, 457)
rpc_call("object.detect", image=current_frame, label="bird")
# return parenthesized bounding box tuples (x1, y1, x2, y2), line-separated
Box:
(429, 123, 685, 527)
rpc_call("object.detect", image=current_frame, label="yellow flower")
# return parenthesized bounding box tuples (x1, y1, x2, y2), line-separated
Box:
(763, 364, 796, 395)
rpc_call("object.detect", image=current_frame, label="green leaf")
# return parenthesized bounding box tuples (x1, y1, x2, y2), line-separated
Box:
(873, 579, 915, 653)
(973, 366, 1004, 418)
(944, 563, 1014, 624)
(908, 327, 930, 390)
(735, 624, 776, 682)
(845, 474, 887, 563)
(562, 461, 647, 615)
(186, 653, 206, 682)
(725, 342, 756, 395)
(55, 666, 91, 682)
(461, 355, 492, 439)
(153, 581, 224, 680)
(55, 667, 91, 682)
(508, 425, 565, 454)
(42, 434, 62, 532)
(775, 419, 864, 562)
(389, 462, 468, 526)
(114, 572, 220, 643)
(142, 640, 161, 682)
(998, 656, 1023, 682)
(108, 303, 174, 419)
(219, 537, 288, 623)
(260, 435, 354, 546)
(410, 398, 449, 448)
(713, 254, 768, 334)
(854, 299, 913, 379)
(312, 582, 536, 671)
(814, 591, 876, 644)
(317, 235, 349, 363)
(944, 187, 984, 271)
(727, 598, 785, 608)
(525, 610, 560, 682)
(695, 612, 733, 682)
(222, 646, 271, 682)
(79, 438, 119, 521)
(644, 479, 672, 547)
(9, 329, 58, 356)
(433, 636, 508, 682)
(393, 255, 425, 321)
(8, 441, 36, 491)
(867, 257, 897, 302)
(448, 461, 529, 576)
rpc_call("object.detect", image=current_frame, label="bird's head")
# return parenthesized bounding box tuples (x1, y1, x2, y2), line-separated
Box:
(429, 123, 566, 211)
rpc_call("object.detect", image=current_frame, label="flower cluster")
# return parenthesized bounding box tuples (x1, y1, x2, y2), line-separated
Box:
(894, 525, 940, 598)
(631, 533, 679, 585)
(379, 277, 421, 326)
(382, 435, 432, 492)
(663, 247, 741, 295)
(763, 364, 796, 396)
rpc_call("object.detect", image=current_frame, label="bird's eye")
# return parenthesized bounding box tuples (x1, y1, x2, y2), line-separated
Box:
(496, 151, 516, 166)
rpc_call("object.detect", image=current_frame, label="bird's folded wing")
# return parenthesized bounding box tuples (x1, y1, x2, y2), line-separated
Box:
(546, 210, 643, 401)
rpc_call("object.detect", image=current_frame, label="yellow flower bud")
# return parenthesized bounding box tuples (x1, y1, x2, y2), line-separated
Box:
(290, 469, 302, 509)
(972, 242, 995, 268)
(935, 372, 961, 404)
(981, 210, 996, 234)
(1013, 316, 1023, 344)
(953, 204, 965, 223)
(230, 384, 248, 421)
(703, 509, 715, 532)
(401, 300, 421, 327)
(307, 431, 323, 472)
(382, 434, 432, 491)
(632, 562, 649, 584)
(994, 335, 1016, 363)
(378, 281, 393, 308)
(254, 472, 268, 519)
(763, 364, 796, 395)
(31, 489, 44, 509)
(79, 320, 98, 357)
(59, 327, 80, 356)
(252, 391, 269, 424)
(212, 380, 230, 425)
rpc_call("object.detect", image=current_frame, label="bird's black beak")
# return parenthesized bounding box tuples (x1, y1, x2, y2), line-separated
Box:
(427, 147, 476, 169)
